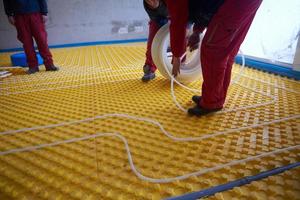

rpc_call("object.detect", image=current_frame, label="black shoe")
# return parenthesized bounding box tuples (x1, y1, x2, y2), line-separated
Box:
(192, 95, 201, 104)
(142, 64, 155, 82)
(46, 65, 59, 71)
(27, 67, 39, 74)
(188, 105, 222, 116)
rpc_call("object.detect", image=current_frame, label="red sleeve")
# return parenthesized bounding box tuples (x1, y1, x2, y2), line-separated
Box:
(165, 0, 189, 58)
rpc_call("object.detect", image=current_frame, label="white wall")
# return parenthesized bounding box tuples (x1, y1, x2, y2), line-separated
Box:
(293, 37, 300, 71)
(241, 0, 300, 64)
(1, 0, 300, 66)
(0, 0, 149, 50)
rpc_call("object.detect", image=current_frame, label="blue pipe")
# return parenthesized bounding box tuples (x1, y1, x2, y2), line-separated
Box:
(166, 162, 300, 200)
(235, 55, 300, 80)
(0, 38, 148, 53)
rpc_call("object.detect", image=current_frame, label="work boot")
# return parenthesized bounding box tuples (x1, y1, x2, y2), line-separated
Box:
(192, 95, 201, 104)
(188, 105, 222, 117)
(142, 64, 155, 82)
(27, 67, 39, 74)
(46, 65, 59, 72)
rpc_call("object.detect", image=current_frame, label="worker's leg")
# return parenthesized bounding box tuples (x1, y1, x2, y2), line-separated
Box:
(199, 0, 262, 110)
(142, 20, 161, 81)
(29, 13, 54, 69)
(14, 14, 39, 72)
(145, 20, 161, 72)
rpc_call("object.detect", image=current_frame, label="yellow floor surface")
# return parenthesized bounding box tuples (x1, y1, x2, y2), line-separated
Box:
(0, 43, 299, 200)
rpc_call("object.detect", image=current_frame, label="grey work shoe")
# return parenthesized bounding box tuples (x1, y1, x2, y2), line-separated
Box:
(142, 64, 155, 82)
(46, 65, 59, 71)
(27, 67, 39, 74)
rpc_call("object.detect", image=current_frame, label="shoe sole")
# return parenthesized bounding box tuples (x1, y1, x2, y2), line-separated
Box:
(141, 74, 155, 82)
(46, 68, 59, 72)
(188, 107, 222, 117)
(27, 71, 39, 74)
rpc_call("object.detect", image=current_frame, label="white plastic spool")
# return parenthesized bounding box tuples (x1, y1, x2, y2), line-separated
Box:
(151, 23, 202, 83)
(150, 23, 249, 113)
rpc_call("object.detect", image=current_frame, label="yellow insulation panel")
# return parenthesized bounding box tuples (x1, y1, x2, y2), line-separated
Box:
(0, 44, 299, 200)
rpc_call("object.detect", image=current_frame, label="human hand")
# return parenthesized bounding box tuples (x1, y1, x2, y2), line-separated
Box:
(8, 16, 15, 26)
(42, 15, 48, 23)
(187, 32, 200, 52)
(172, 56, 181, 77)
(145, 0, 160, 9)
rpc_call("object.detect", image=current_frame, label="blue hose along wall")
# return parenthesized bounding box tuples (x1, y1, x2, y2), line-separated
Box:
(167, 162, 300, 200)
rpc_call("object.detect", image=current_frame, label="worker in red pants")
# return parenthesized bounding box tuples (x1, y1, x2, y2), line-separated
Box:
(166, 0, 262, 116)
(3, 0, 59, 74)
(142, 0, 206, 81)
(142, 0, 168, 81)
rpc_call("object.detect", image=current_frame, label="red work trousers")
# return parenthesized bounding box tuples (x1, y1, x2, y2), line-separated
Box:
(200, 0, 262, 109)
(14, 13, 53, 69)
(145, 20, 160, 72)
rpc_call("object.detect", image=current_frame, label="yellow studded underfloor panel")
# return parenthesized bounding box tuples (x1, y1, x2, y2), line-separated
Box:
(0, 44, 299, 200)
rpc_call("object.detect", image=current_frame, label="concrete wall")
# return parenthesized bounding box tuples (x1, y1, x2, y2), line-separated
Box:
(1, 0, 299, 65)
(0, 0, 149, 50)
